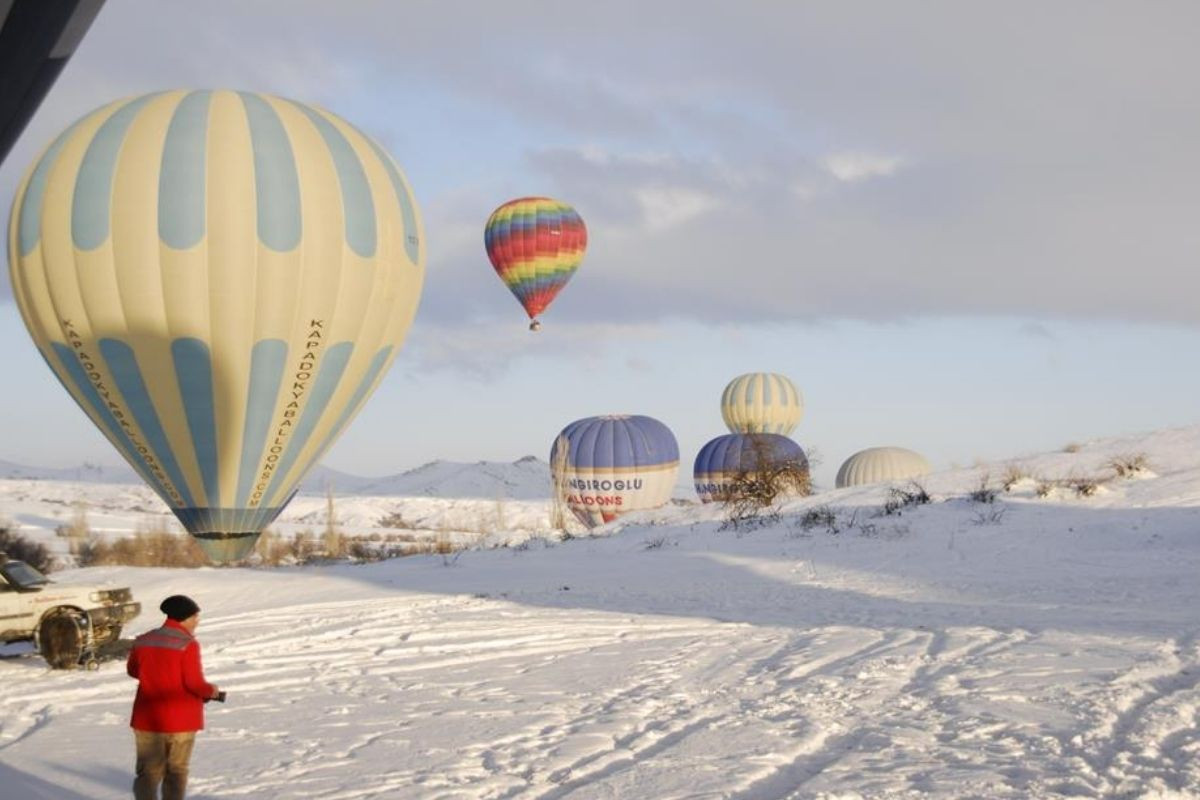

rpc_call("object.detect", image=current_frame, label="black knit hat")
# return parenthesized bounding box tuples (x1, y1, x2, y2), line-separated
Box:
(160, 595, 200, 621)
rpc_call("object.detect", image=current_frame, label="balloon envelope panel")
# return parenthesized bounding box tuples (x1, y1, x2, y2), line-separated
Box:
(693, 433, 808, 503)
(720, 372, 803, 435)
(8, 90, 425, 562)
(550, 415, 678, 528)
(485, 197, 585, 322)
(836, 447, 931, 488)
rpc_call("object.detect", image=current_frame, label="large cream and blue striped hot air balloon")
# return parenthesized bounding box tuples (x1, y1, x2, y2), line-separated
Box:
(8, 90, 424, 563)
(549, 415, 678, 528)
(720, 372, 803, 436)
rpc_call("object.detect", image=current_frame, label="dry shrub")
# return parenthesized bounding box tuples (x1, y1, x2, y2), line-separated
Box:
(77, 524, 207, 568)
(719, 444, 812, 532)
(321, 486, 346, 558)
(1001, 464, 1030, 492)
(971, 506, 1008, 526)
(1033, 473, 1109, 499)
(968, 474, 998, 504)
(796, 505, 840, 535)
(254, 529, 297, 566)
(1108, 453, 1149, 478)
(378, 510, 415, 529)
(0, 525, 55, 572)
(879, 482, 931, 517)
(1062, 442, 1083, 454)
(550, 434, 571, 531)
(56, 502, 92, 558)
(1070, 477, 1102, 497)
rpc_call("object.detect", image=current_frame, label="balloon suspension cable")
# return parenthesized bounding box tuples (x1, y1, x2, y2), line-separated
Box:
(529, 319, 542, 332)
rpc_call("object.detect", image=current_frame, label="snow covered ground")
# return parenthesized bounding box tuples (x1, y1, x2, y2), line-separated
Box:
(2, 426, 1199, 799)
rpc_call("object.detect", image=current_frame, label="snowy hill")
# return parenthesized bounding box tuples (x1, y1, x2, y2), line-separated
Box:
(0, 458, 139, 484)
(339, 455, 552, 499)
(1, 425, 1199, 798)
(0, 455, 553, 499)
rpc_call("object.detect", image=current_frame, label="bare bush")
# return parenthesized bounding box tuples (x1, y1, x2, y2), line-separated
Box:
(55, 502, 92, 560)
(1032, 474, 1108, 499)
(322, 485, 345, 559)
(968, 475, 998, 504)
(879, 482, 931, 517)
(254, 529, 296, 566)
(1108, 453, 1150, 478)
(797, 505, 840, 535)
(378, 510, 415, 529)
(493, 495, 507, 533)
(550, 434, 571, 532)
(0, 525, 55, 572)
(76, 525, 207, 568)
(971, 506, 1008, 526)
(1062, 442, 1083, 453)
(642, 535, 673, 550)
(1001, 464, 1030, 492)
(719, 438, 812, 533)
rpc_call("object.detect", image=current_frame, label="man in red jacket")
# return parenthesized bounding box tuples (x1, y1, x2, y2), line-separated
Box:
(127, 595, 222, 800)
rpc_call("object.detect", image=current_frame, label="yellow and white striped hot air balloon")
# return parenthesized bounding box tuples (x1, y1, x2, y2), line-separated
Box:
(720, 372, 803, 436)
(8, 90, 425, 563)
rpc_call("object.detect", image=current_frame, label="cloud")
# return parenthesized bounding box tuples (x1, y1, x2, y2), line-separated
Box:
(5, 0, 1200, 333)
(821, 152, 905, 183)
(398, 318, 667, 381)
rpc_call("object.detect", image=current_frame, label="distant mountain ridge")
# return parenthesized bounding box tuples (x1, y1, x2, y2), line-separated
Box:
(0, 459, 141, 484)
(0, 456, 553, 500)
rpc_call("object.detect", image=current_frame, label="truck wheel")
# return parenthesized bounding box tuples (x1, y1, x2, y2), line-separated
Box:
(38, 610, 86, 669)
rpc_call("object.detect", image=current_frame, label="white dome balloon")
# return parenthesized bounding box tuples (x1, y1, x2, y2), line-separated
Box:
(836, 447, 931, 488)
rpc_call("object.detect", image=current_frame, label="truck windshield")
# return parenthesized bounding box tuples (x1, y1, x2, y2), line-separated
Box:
(2, 562, 49, 589)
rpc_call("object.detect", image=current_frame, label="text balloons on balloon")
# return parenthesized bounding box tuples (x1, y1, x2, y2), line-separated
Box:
(549, 415, 678, 528)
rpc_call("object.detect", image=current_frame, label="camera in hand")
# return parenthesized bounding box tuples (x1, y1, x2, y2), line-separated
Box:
(213, 691, 227, 703)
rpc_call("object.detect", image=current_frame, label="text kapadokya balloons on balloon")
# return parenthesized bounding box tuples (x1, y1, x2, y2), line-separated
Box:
(484, 197, 586, 331)
(720, 372, 804, 435)
(693, 433, 809, 504)
(549, 415, 678, 528)
(8, 90, 424, 563)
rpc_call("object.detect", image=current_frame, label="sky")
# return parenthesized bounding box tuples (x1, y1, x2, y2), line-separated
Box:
(2, 0, 1199, 489)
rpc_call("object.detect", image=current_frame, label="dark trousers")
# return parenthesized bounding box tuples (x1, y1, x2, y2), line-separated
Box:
(133, 730, 196, 800)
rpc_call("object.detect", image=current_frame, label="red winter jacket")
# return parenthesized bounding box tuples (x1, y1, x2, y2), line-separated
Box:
(127, 619, 216, 733)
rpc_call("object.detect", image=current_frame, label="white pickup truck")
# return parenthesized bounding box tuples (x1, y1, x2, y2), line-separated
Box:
(0, 553, 141, 669)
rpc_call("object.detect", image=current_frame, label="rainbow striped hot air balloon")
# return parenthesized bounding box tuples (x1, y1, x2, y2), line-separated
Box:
(8, 90, 425, 563)
(550, 415, 678, 528)
(484, 197, 586, 331)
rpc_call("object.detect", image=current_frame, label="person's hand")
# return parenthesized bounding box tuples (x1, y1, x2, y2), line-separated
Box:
(210, 686, 221, 700)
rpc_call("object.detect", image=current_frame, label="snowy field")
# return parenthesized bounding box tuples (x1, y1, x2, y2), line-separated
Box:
(2, 427, 1199, 799)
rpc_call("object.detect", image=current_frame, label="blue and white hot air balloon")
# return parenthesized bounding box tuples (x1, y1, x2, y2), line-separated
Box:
(8, 90, 425, 562)
(693, 433, 809, 504)
(549, 415, 679, 527)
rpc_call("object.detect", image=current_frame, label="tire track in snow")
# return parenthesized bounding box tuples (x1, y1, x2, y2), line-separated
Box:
(1062, 631, 1200, 794)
